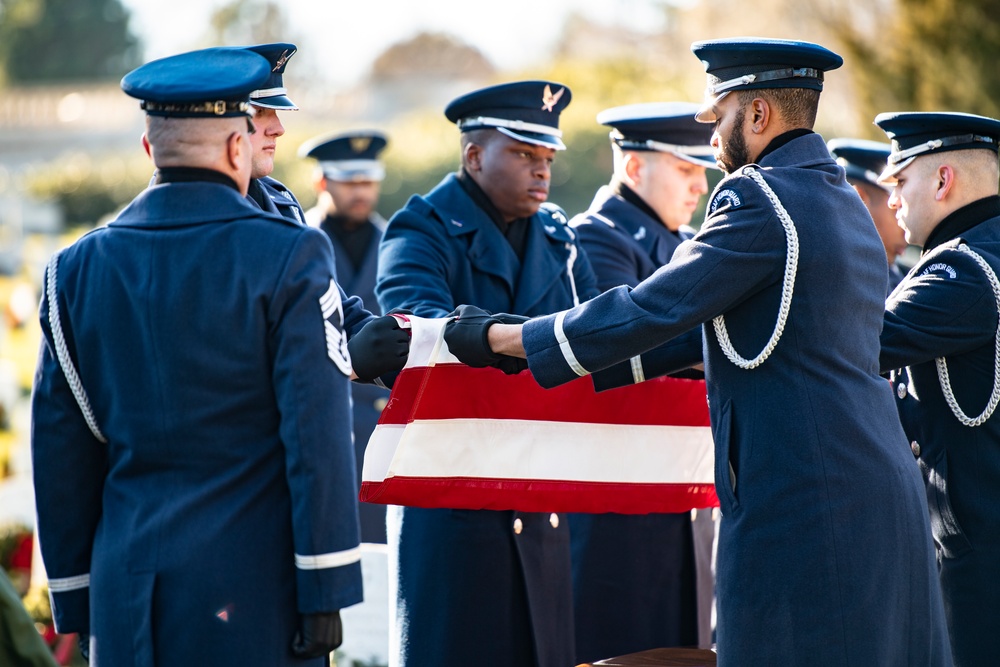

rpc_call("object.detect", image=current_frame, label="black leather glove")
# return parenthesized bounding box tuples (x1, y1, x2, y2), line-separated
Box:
(348, 314, 410, 382)
(77, 632, 90, 663)
(291, 611, 343, 659)
(444, 305, 529, 375)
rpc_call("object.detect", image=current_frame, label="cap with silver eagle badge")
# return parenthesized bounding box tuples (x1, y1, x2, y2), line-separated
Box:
(242, 42, 298, 110)
(444, 80, 572, 150)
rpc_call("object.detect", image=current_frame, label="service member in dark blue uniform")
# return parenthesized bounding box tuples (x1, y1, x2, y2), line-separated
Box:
(302, 130, 391, 544)
(376, 80, 598, 667)
(566, 102, 716, 662)
(243, 42, 307, 223)
(875, 111, 1000, 667)
(827, 138, 909, 293)
(444, 40, 951, 667)
(30, 48, 372, 666)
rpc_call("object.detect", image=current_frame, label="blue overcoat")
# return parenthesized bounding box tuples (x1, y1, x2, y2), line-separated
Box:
(31, 179, 369, 666)
(566, 186, 698, 662)
(888, 260, 906, 294)
(572, 185, 694, 293)
(880, 197, 1000, 667)
(310, 207, 391, 544)
(376, 173, 598, 667)
(521, 134, 952, 666)
(257, 180, 392, 544)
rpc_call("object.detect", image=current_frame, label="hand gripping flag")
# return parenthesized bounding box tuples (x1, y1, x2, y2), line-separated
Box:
(360, 316, 717, 514)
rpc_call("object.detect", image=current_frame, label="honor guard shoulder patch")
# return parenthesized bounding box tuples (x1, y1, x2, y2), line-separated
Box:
(919, 262, 958, 279)
(710, 188, 743, 214)
(320, 279, 352, 375)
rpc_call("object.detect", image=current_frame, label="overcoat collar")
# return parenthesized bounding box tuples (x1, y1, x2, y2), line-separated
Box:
(424, 173, 576, 313)
(588, 186, 689, 266)
(109, 181, 289, 229)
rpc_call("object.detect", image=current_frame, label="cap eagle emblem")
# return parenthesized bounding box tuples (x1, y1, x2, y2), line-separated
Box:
(541, 84, 565, 112)
(273, 49, 294, 72)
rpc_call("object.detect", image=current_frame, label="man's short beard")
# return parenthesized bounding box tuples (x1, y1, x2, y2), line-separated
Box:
(718, 105, 751, 173)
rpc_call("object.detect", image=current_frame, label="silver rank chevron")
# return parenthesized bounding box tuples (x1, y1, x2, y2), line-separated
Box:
(320, 279, 352, 376)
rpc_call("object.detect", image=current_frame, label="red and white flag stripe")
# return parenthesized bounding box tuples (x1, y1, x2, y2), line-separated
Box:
(360, 316, 718, 514)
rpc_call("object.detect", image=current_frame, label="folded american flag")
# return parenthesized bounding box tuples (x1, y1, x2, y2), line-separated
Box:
(360, 316, 717, 514)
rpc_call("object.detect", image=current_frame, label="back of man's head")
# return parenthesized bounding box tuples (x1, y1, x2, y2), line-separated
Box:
(122, 47, 270, 195)
(146, 116, 248, 171)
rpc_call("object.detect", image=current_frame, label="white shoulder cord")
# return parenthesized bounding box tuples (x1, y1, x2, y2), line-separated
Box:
(45, 253, 108, 444)
(935, 243, 1000, 427)
(565, 243, 580, 306)
(712, 167, 800, 369)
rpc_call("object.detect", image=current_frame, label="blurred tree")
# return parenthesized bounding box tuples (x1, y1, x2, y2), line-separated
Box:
(819, 0, 1000, 121)
(208, 0, 297, 46)
(0, 0, 140, 86)
(26, 151, 152, 228)
(369, 32, 494, 82)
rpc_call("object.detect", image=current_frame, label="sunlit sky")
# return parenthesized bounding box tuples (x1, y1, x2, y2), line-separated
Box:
(121, 0, 679, 86)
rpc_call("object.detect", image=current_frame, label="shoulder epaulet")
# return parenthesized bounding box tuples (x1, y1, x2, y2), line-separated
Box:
(539, 203, 576, 241)
(539, 202, 569, 226)
(401, 192, 434, 218)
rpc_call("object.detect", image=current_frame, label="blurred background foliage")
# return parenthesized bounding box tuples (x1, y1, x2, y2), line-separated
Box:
(2, 0, 999, 232)
(1, 1, 998, 662)
(0, 0, 139, 86)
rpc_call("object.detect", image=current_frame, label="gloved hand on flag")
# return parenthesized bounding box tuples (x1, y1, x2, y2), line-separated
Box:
(348, 313, 411, 383)
(444, 304, 530, 375)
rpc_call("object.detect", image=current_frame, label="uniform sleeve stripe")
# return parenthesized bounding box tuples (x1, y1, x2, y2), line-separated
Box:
(630, 355, 645, 384)
(295, 546, 362, 571)
(48, 573, 90, 592)
(554, 311, 589, 377)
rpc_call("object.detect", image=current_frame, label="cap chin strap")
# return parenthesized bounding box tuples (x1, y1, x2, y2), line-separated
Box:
(713, 166, 799, 369)
(707, 67, 823, 96)
(612, 132, 715, 158)
(494, 127, 566, 150)
(888, 134, 998, 166)
(935, 243, 1000, 426)
(458, 116, 563, 139)
(250, 86, 288, 99)
(320, 160, 385, 182)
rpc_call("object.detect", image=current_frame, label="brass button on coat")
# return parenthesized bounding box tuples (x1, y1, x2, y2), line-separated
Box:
(549, 513, 559, 529)
(513, 518, 523, 535)
(910, 441, 921, 457)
